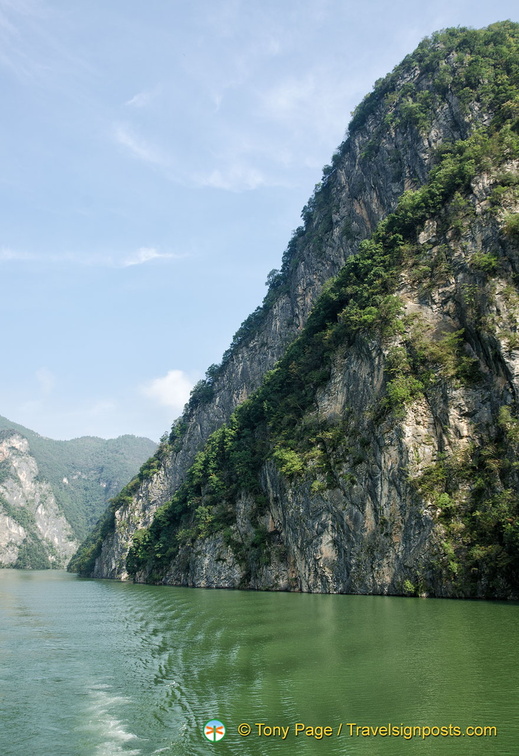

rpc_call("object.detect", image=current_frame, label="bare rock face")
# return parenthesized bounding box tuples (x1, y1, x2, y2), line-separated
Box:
(78, 23, 519, 598)
(0, 432, 78, 568)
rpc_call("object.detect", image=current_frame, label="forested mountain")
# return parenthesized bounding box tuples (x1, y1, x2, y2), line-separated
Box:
(0, 416, 156, 568)
(71, 22, 519, 598)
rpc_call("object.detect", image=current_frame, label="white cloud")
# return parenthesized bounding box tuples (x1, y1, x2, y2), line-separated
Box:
(114, 123, 168, 167)
(260, 74, 317, 121)
(0, 247, 36, 261)
(0, 0, 93, 83)
(0, 248, 88, 265)
(125, 86, 161, 109)
(0, 246, 83, 265)
(197, 163, 267, 192)
(122, 247, 180, 267)
(0, 0, 46, 20)
(0, 1, 37, 78)
(0, 245, 185, 268)
(142, 370, 194, 412)
(257, 67, 359, 148)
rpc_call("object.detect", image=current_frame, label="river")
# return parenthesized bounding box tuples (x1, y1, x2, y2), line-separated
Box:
(0, 570, 517, 755)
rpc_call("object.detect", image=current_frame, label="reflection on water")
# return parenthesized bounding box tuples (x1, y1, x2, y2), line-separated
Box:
(0, 569, 517, 755)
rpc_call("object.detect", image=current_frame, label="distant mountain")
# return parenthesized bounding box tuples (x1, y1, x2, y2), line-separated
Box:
(0, 415, 156, 568)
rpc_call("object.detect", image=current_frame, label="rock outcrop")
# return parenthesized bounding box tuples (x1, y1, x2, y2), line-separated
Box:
(0, 432, 77, 568)
(0, 419, 157, 569)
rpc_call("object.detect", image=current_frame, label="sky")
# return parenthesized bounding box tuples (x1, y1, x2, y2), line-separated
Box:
(1, 0, 517, 442)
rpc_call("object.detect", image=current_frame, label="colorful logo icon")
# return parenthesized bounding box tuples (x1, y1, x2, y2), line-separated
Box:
(204, 719, 226, 742)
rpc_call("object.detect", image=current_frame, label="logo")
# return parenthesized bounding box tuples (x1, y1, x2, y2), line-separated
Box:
(204, 719, 226, 742)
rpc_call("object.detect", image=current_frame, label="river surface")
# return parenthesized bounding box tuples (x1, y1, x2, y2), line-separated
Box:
(0, 570, 517, 755)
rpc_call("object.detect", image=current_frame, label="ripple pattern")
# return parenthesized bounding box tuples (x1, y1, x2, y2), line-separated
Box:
(0, 571, 517, 755)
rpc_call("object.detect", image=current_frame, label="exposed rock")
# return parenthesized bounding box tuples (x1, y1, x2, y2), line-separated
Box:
(0, 432, 77, 568)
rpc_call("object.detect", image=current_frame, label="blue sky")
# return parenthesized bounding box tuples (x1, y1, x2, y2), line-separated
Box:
(1, 0, 517, 441)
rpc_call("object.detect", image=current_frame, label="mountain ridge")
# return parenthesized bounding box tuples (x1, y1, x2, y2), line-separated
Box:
(0, 415, 157, 567)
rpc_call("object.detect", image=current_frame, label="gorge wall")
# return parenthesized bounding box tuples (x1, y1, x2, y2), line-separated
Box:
(71, 22, 519, 598)
(0, 418, 157, 569)
(0, 431, 77, 568)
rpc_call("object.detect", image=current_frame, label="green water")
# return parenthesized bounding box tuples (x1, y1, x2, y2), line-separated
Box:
(0, 570, 517, 755)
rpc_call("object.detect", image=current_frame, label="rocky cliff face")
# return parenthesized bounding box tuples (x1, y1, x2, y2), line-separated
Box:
(0, 432, 78, 568)
(74, 22, 519, 598)
(0, 415, 157, 542)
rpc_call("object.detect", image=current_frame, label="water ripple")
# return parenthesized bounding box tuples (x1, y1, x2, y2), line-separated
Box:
(0, 571, 517, 755)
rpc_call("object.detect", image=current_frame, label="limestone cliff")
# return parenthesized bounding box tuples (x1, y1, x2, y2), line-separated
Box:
(0, 415, 157, 542)
(72, 22, 519, 598)
(0, 419, 157, 569)
(0, 431, 77, 568)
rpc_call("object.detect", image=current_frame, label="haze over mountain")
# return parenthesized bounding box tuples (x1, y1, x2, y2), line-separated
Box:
(0, 415, 156, 568)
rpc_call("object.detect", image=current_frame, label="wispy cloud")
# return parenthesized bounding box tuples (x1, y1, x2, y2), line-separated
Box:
(197, 163, 267, 192)
(0, 0, 94, 83)
(125, 85, 161, 109)
(0, 0, 44, 18)
(122, 247, 182, 267)
(114, 123, 169, 167)
(259, 68, 354, 138)
(142, 370, 194, 413)
(260, 74, 317, 121)
(0, 0, 38, 78)
(0, 245, 186, 268)
(0, 246, 79, 265)
(0, 247, 37, 261)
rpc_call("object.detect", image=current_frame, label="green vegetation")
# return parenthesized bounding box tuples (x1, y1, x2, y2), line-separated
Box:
(68, 436, 169, 575)
(503, 213, 519, 241)
(14, 536, 52, 570)
(349, 21, 519, 136)
(413, 414, 519, 596)
(0, 494, 37, 533)
(0, 416, 156, 540)
(0, 458, 11, 484)
(0, 493, 52, 569)
(381, 318, 481, 419)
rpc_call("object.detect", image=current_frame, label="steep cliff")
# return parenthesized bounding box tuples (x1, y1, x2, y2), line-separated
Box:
(72, 22, 519, 598)
(0, 415, 157, 541)
(0, 431, 77, 568)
